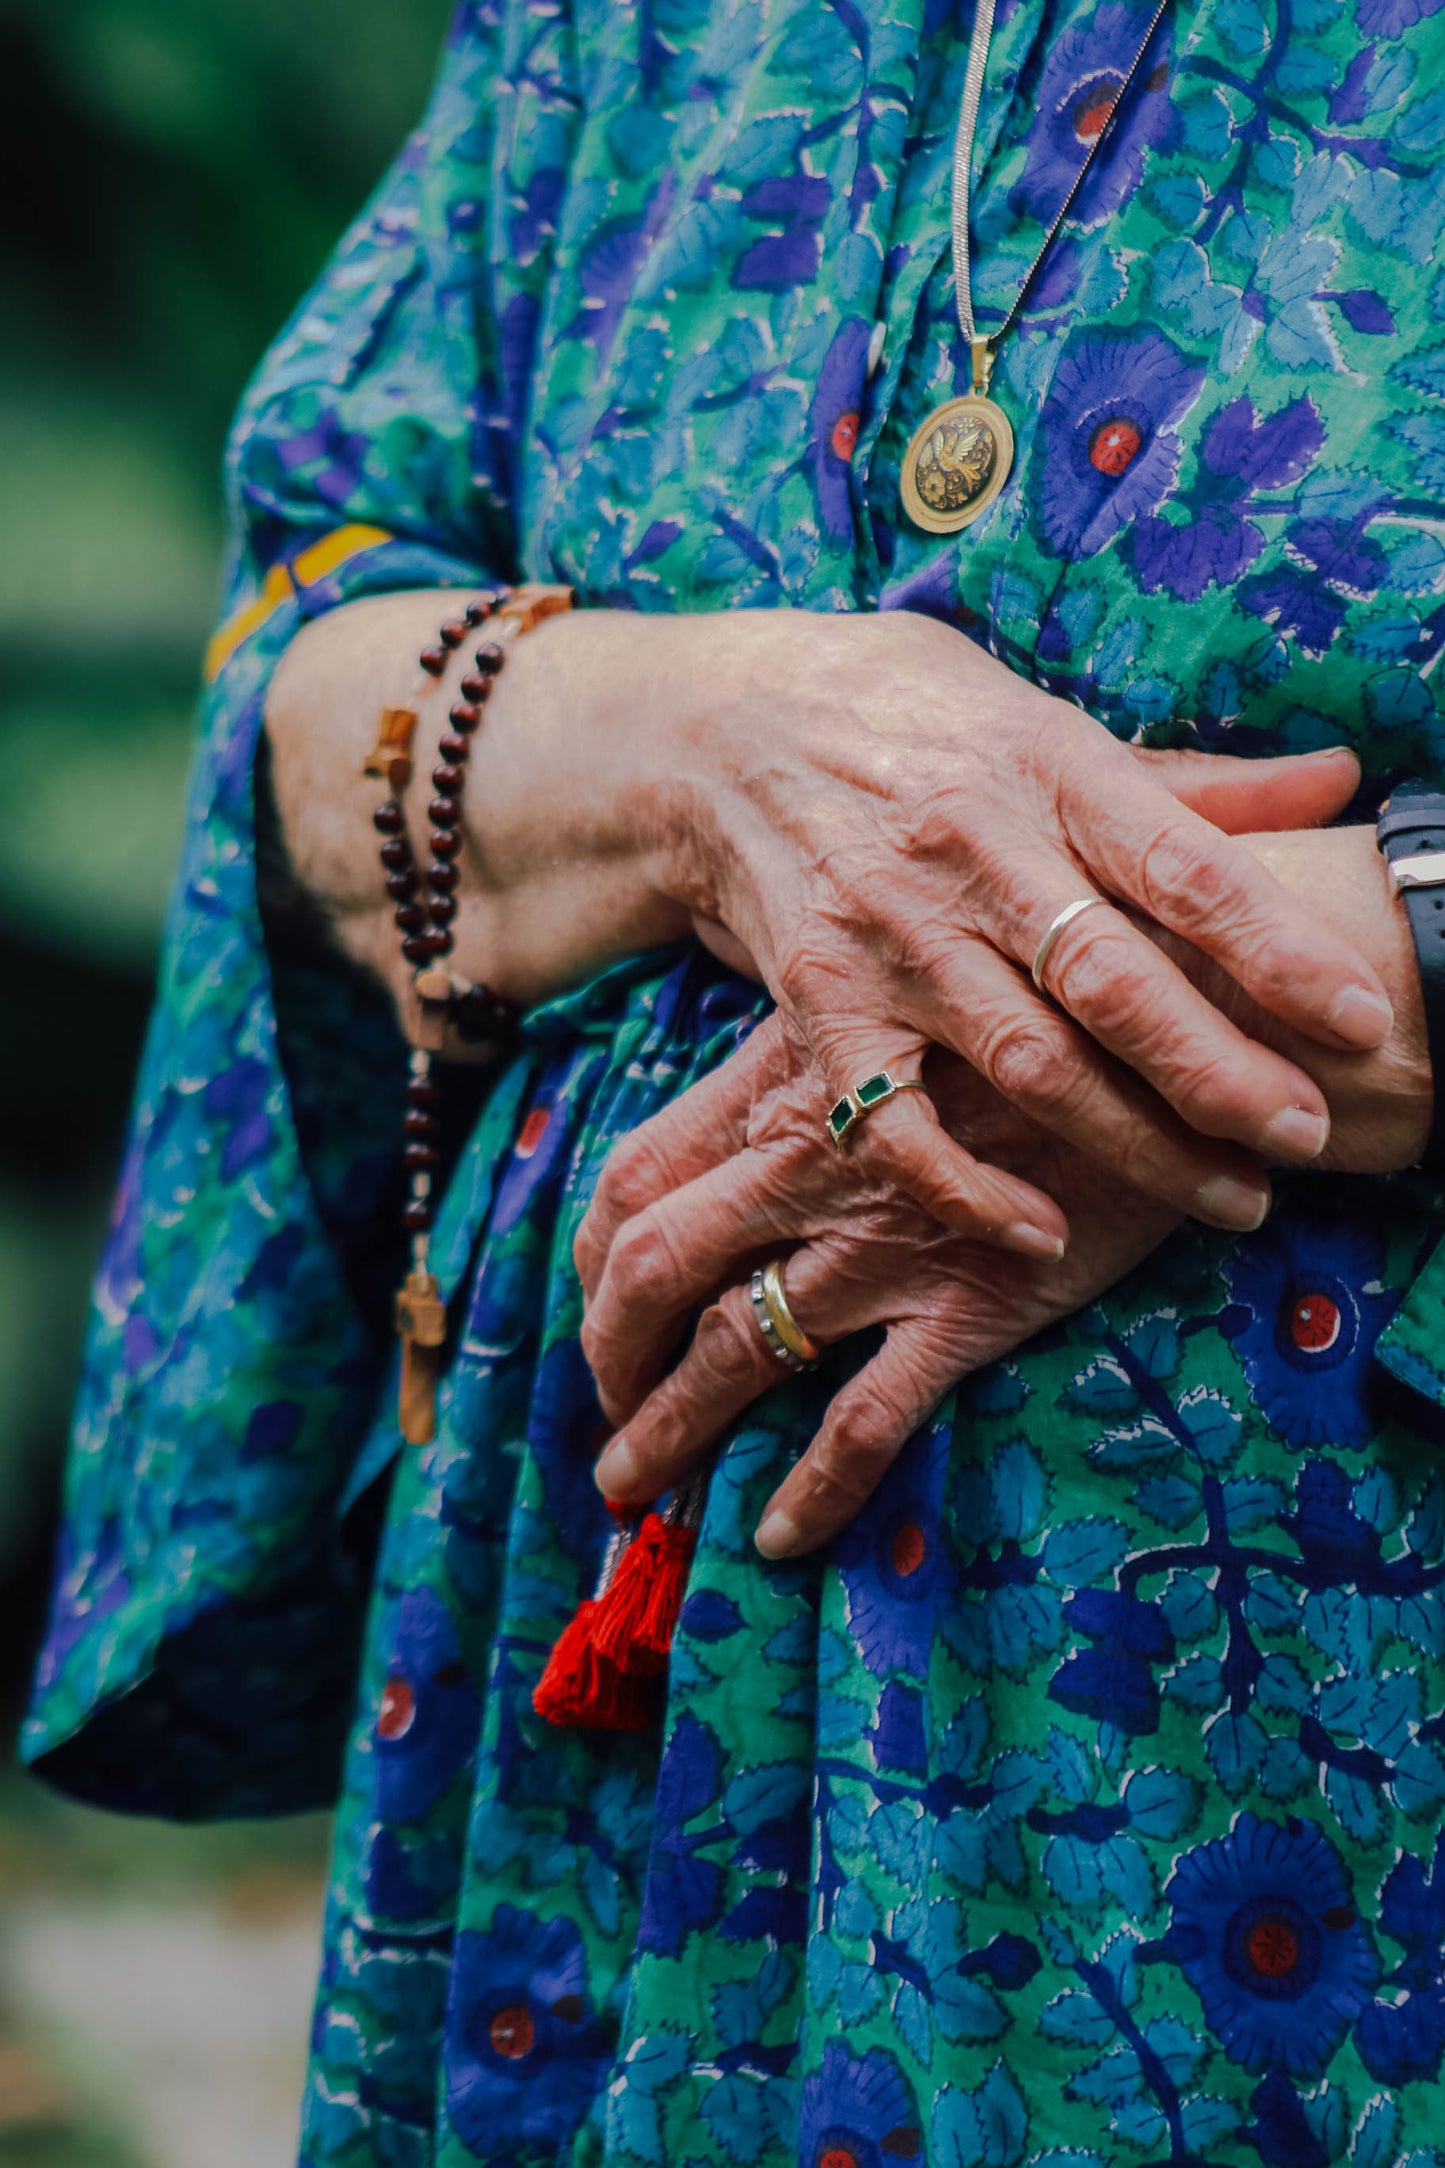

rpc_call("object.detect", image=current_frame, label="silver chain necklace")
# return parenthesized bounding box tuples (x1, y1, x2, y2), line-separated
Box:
(902, 0, 1172, 536)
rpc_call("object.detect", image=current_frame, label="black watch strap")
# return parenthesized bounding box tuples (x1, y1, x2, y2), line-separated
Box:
(1376, 781, 1445, 1168)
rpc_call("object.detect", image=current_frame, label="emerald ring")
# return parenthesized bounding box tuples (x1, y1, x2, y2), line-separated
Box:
(825, 1071, 929, 1153)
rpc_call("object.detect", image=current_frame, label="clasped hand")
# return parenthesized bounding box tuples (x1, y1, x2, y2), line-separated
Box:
(578, 610, 1395, 1555)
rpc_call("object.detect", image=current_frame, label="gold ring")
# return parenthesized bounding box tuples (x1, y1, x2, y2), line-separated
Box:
(749, 1261, 820, 1372)
(825, 1071, 929, 1153)
(1031, 896, 1108, 993)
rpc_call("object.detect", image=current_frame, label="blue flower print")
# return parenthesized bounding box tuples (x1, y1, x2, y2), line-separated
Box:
(1132, 395, 1323, 602)
(1035, 329, 1204, 558)
(871, 1681, 927, 1774)
(1356, 1835, 1445, 2087)
(1220, 1221, 1398, 1450)
(733, 174, 830, 291)
(372, 1587, 480, 1825)
(1011, 2, 1174, 230)
(202, 1056, 274, 1181)
(1357, 0, 1445, 34)
(810, 318, 869, 541)
(1165, 1814, 1380, 2078)
(834, 1425, 949, 1680)
(1243, 2072, 1335, 2168)
(444, 1907, 611, 2157)
(798, 2040, 921, 2168)
(637, 1711, 726, 1957)
(1047, 1589, 1173, 1735)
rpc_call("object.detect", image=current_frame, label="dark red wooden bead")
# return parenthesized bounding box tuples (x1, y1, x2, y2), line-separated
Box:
(372, 801, 404, 835)
(419, 645, 448, 676)
(438, 731, 470, 761)
(432, 764, 463, 796)
(473, 641, 505, 676)
(406, 1076, 440, 1107)
(429, 797, 460, 828)
(463, 599, 489, 626)
(426, 858, 459, 889)
(430, 830, 461, 861)
(458, 674, 490, 704)
(449, 700, 482, 732)
(404, 1106, 439, 1137)
(385, 870, 417, 901)
(403, 1199, 434, 1233)
(402, 932, 445, 965)
(394, 902, 427, 932)
(429, 892, 457, 924)
(404, 1141, 440, 1170)
(379, 837, 413, 871)
(439, 619, 467, 649)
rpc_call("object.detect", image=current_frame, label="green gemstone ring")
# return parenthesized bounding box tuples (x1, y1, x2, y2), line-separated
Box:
(826, 1071, 929, 1152)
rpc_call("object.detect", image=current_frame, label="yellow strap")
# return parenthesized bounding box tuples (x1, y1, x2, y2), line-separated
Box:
(202, 523, 393, 681)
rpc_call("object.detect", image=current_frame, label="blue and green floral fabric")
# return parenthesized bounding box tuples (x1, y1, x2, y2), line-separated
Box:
(27, 0, 1445, 2160)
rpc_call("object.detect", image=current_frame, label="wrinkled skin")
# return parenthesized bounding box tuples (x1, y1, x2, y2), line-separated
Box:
(272, 602, 1388, 1249)
(576, 1009, 1180, 1557)
(576, 811, 1431, 1560)
(640, 610, 1391, 1249)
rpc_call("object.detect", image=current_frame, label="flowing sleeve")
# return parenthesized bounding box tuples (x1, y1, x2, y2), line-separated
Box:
(22, 9, 523, 1817)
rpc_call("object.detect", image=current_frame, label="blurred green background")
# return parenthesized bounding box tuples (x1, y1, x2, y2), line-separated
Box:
(0, 0, 450, 2156)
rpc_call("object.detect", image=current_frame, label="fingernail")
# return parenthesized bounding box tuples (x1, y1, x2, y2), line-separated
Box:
(1328, 984, 1393, 1049)
(1003, 1221, 1067, 1263)
(594, 1439, 638, 1496)
(755, 1509, 800, 1559)
(1259, 1106, 1329, 1162)
(1196, 1175, 1271, 1231)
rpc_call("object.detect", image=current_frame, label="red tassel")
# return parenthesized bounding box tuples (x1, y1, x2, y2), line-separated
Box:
(591, 1513, 697, 1676)
(532, 1598, 663, 1732)
(575, 1652, 660, 1733)
(532, 1599, 605, 1726)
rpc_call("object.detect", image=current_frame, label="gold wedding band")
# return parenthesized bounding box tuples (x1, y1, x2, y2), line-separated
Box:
(1031, 895, 1108, 993)
(749, 1261, 821, 1373)
(825, 1070, 929, 1153)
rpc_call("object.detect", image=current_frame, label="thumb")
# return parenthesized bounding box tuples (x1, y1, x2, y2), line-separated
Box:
(1129, 744, 1360, 834)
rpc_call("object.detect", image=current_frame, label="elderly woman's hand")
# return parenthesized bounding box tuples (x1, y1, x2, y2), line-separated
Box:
(575, 1009, 1181, 1557)
(635, 607, 1389, 1250)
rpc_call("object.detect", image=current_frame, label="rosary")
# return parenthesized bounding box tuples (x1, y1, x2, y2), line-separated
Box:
(361, 580, 573, 1443)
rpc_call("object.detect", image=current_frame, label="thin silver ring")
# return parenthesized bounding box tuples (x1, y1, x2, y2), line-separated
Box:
(1031, 896, 1108, 993)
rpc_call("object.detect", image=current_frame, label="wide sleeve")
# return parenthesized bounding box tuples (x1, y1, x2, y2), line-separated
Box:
(22, 9, 522, 1818)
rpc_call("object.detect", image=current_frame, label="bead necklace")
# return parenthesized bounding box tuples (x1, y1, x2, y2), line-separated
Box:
(362, 582, 572, 1443)
(900, 0, 1171, 534)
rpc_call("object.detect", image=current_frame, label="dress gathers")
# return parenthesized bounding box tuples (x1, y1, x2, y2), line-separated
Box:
(26, 1, 1445, 2162)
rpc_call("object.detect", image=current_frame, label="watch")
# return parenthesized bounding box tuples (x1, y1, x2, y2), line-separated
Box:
(1376, 778, 1445, 1168)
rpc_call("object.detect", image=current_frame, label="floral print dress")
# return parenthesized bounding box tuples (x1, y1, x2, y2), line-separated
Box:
(26, 1, 1445, 2163)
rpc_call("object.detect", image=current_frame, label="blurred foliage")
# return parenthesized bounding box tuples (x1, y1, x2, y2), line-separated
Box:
(0, 0, 452, 1710)
(0, 4, 451, 2154)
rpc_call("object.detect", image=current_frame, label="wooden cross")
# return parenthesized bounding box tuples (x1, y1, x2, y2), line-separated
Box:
(395, 1265, 447, 1444)
(362, 705, 418, 786)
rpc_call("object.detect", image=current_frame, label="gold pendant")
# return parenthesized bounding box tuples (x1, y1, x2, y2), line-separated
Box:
(900, 393, 1014, 535)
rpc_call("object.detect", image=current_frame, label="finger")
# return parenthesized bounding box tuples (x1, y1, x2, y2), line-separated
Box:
(753, 1318, 956, 1558)
(1024, 893, 1336, 1163)
(573, 1025, 774, 1297)
(896, 867, 1325, 1188)
(591, 1277, 813, 1508)
(918, 942, 1279, 1229)
(581, 1148, 787, 1424)
(1061, 764, 1392, 1051)
(788, 1022, 1070, 1258)
(1131, 744, 1360, 834)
